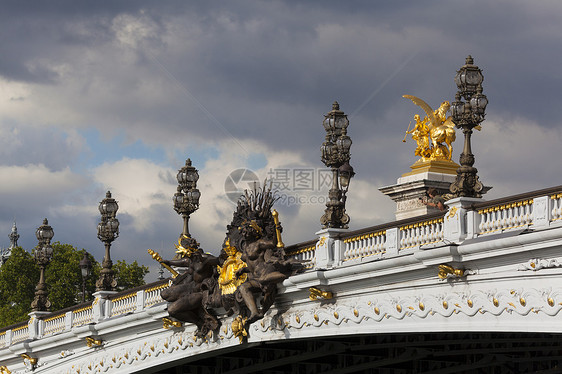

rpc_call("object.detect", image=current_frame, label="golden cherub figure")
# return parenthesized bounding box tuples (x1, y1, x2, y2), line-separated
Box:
(403, 95, 456, 162)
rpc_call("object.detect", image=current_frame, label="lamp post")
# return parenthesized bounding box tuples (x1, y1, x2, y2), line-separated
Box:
(31, 219, 54, 312)
(79, 252, 92, 302)
(449, 56, 488, 198)
(95, 191, 119, 292)
(173, 159, 201, 238)
(320, 101, 354, 229)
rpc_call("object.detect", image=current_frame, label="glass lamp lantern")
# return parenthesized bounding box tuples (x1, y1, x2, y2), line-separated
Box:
(338, 162, 355, 190)
(454, 55, 484, 98)
(80, 253, 92, 279)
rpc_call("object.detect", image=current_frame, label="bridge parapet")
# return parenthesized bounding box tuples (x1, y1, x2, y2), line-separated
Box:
(0, 280, 170, 349)
(285, 186, 562, 270)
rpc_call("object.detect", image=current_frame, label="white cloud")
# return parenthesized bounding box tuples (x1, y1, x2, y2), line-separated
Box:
(0, 164, 85, 195)
(92, 158, 176, 231)
(112, 13, 160, 50)
(475, 115, 562, 197)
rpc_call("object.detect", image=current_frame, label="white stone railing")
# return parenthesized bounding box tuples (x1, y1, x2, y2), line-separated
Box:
(72, 305, 94, 327)
(477, 199, 533, 235)
(11, 324, 29, 345)
(286, 187, 562, 269)
(0, 280, 169, 349)
(343, 230, 386, 262)
(400, 218, 444, 250)
(144, 282, 169, 308)
(43, 313, 66, 337)
(109, 292, 138, 317)
(286, 243, 316, 269)
(551, 193, 562, 222)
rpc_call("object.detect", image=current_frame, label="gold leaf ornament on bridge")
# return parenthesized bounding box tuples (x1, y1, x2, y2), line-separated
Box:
(402, 95, 457, 162)
(217, 239, 248, 295)
(175, 235, 199, 258)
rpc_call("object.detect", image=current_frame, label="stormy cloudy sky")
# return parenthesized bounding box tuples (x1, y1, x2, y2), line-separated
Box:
(1, 1, 561, 280)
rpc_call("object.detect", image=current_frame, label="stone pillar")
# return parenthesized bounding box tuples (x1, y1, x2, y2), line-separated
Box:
(385, 227, 400, 256)
(443, 197, 483, 243)
(92, 291, 116, 322)
(65, 311, 73, 332)
(533, 196, 551, 229)
(315, 228, 348, 269)
(5, 329, 12, 346)
(28, 311, 49, 340)
(136, 290, 145, 312)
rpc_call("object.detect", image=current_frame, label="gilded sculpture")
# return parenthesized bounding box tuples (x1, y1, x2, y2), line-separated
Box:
(403, 95, 457, 162)
(217, 238, 247, 295)
(154, 183, 303, 340)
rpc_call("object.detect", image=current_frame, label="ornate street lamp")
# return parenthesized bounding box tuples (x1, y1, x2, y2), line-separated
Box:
(31, 219, 54, 312)
(79, 252, 92, 302)
(320, 101, 355, 229)
(173, 159, 200, 238)
(449, 56, 488, 198)
(95, 191, 119, 292)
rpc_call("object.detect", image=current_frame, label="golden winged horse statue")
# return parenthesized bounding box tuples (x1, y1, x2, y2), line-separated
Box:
(403, 95, 456, 162)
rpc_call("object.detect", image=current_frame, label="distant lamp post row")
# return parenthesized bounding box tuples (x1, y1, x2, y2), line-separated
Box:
(95, 191, 120, 292)
(30, 190, 118, 311)
(449, 56, 488, 198)
(320, 101, 355, 229)
(31, 219, 54, 312)
(173, 159, 200, 238)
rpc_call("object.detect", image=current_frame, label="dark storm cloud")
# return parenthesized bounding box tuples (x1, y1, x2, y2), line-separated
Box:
(3, 1, 561, 138)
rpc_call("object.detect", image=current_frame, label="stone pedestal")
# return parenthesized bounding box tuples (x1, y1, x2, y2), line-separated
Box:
(92, 290, 117, 322)
(315, 228, 348, 269)
(379, 160, 459, 220)
(28, 311, 50, 340)
(443, 197, 484, 243)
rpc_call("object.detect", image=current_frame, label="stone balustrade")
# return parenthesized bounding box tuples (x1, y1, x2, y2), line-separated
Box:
(284, 186, 562, 268)
(109, 292, 138, 317)
(10, 323, 29, 345)
(285, 242, 316, 269)
(478, 199, 533, 235)
(72, 305, 94, 327)
(399, 218, 444, 250)
(0, 280, 169, 348)
(144, 282, 170, 308)
(43, 313, 66, 337)
(343, 229, 386, 262)
(550, 192, 562, 222)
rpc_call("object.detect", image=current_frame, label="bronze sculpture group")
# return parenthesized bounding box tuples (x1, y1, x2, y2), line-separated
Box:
(154, 185, 303, 339)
